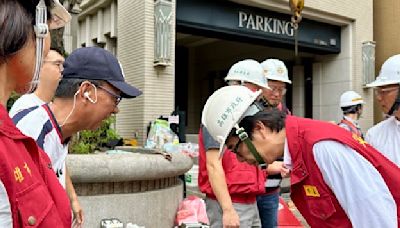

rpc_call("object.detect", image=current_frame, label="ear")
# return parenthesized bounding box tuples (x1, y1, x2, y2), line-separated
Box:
(254, 121, 264, 131)
(253, 121, 269, 140)
(77, 81, 93, 103)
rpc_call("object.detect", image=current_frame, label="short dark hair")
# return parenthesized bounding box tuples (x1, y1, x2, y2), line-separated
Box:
(229, 107, 286, 139)
(0, 0, 52, 64)
(55, 78, 103, 98)
(341, 104, 362, 114)
(49, 47, 64, 57)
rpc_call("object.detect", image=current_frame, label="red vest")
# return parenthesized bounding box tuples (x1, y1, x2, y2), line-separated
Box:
(198, 127, 265, 203)
(338, 118, 363, 138)
(286, 116, 400, 227)
(0, 106, 71, 227)
(277, 102, 291, 115)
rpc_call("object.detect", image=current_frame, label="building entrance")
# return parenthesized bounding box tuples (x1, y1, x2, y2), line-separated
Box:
(176, 33, 316, 134)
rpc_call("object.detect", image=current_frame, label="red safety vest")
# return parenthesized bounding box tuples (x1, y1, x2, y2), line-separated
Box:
(338, 118, 363, 138)
(286, 116, 400, 227)
(0, 106, 71, 227)
(198, 127, 265, 204)
(277, 102, 291, 115)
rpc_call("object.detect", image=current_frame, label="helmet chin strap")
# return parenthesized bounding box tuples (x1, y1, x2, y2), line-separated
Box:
(29, 0, 48, 93)
(387, 85, 400, 116)
(235, 126, 266, 166)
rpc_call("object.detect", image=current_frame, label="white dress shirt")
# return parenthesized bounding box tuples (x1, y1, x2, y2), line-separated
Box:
(366, 116, 400, 167)
(0, 181, 11, 227)
(284, 140, 397, 227)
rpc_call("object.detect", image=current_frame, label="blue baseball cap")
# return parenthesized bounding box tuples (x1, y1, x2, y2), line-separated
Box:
(63, 47, 142, 98)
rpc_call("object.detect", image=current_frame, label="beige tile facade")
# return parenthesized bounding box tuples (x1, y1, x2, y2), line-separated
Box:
(374, 0, 400, 69)
(373, 0, 400, 122)
(73, 0, 373, 143)
(76, 0, 175, 144)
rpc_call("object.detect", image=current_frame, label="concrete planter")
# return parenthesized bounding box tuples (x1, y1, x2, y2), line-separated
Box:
(67, 148, 193, 228)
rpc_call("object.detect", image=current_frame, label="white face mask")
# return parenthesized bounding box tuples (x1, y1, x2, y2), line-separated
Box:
(29, 0, 49, 93)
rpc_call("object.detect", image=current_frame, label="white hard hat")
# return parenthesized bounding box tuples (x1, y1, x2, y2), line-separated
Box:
(201, 86, 262, 155)
(340, 91, 364, 107)
(261, 59, 292, 84)
(49, 0, 72, 29)
(224, 59, 269, 89)
(366, 54, 400, 88)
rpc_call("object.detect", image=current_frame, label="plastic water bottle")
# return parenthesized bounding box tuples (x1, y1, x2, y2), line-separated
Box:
(172, 135, 179, 145)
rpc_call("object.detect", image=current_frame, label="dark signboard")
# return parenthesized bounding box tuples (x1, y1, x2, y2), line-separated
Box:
(176, 0, 341, 54)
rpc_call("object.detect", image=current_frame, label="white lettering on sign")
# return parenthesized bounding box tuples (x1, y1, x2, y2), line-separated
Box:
(168, 115, 179, 124)
(238, 11, 294, 37)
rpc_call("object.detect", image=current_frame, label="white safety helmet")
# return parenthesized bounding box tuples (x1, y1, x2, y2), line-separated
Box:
(340, 91, 364, 108)
(366, 54, 400, 88)
(224, 59, 270, 89)
(201, 85, 262, 156)
(261, 59, 292, 84)
(49, 0, 72, 29)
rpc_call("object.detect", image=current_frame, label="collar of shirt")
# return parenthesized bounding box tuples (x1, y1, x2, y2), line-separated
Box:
(343, 115, 360, 128)
(390, 116, 400, 127)
(283, 138, 293, 170)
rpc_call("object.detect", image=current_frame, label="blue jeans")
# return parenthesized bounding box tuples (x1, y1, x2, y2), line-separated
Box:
(257, 191, 279, 228)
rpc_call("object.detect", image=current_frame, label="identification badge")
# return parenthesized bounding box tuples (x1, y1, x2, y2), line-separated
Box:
(304, 185, 320, 197)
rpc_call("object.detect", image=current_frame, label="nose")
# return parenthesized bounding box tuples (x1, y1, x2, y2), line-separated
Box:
(112, 106, 119, 114)
(375, 93, 382, 101)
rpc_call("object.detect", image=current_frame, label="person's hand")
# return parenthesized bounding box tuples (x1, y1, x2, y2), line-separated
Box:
(268, 161, 284, 175)
(281, 164, 291, 178)
(222, 208, 240, 228)
(71, 199, 84, 227)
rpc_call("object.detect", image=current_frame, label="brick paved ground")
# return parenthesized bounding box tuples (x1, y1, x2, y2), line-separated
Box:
(280, 178, 309, 227)
(186, 177, 310, 227)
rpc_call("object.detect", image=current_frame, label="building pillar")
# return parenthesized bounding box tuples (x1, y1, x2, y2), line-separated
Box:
(292, 65, 305, 117)
(117, 0, 176, 144)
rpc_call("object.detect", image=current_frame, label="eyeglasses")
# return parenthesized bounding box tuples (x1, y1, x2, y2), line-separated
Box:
(97, 85, 122, 105)
(374, 87, 399, 96)
(269, 86, 287, 95)
(43, 60, 64, 71)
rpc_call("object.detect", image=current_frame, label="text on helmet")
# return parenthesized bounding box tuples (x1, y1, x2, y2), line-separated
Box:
(233, 69, 251, 76)
(217, 97, 244, 127)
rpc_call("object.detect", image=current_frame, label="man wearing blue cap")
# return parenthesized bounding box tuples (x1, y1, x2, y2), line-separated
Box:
(10, 47, 142, 226)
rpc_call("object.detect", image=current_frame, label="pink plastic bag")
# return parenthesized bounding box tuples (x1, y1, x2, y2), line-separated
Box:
(175, 195, 209, 225)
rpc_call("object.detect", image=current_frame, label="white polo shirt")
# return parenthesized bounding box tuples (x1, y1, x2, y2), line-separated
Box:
(9, 93, 45, 117)
(10, 104, 68, 188)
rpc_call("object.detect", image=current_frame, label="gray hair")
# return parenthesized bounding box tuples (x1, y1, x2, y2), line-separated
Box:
(55, 78, 103, 98)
